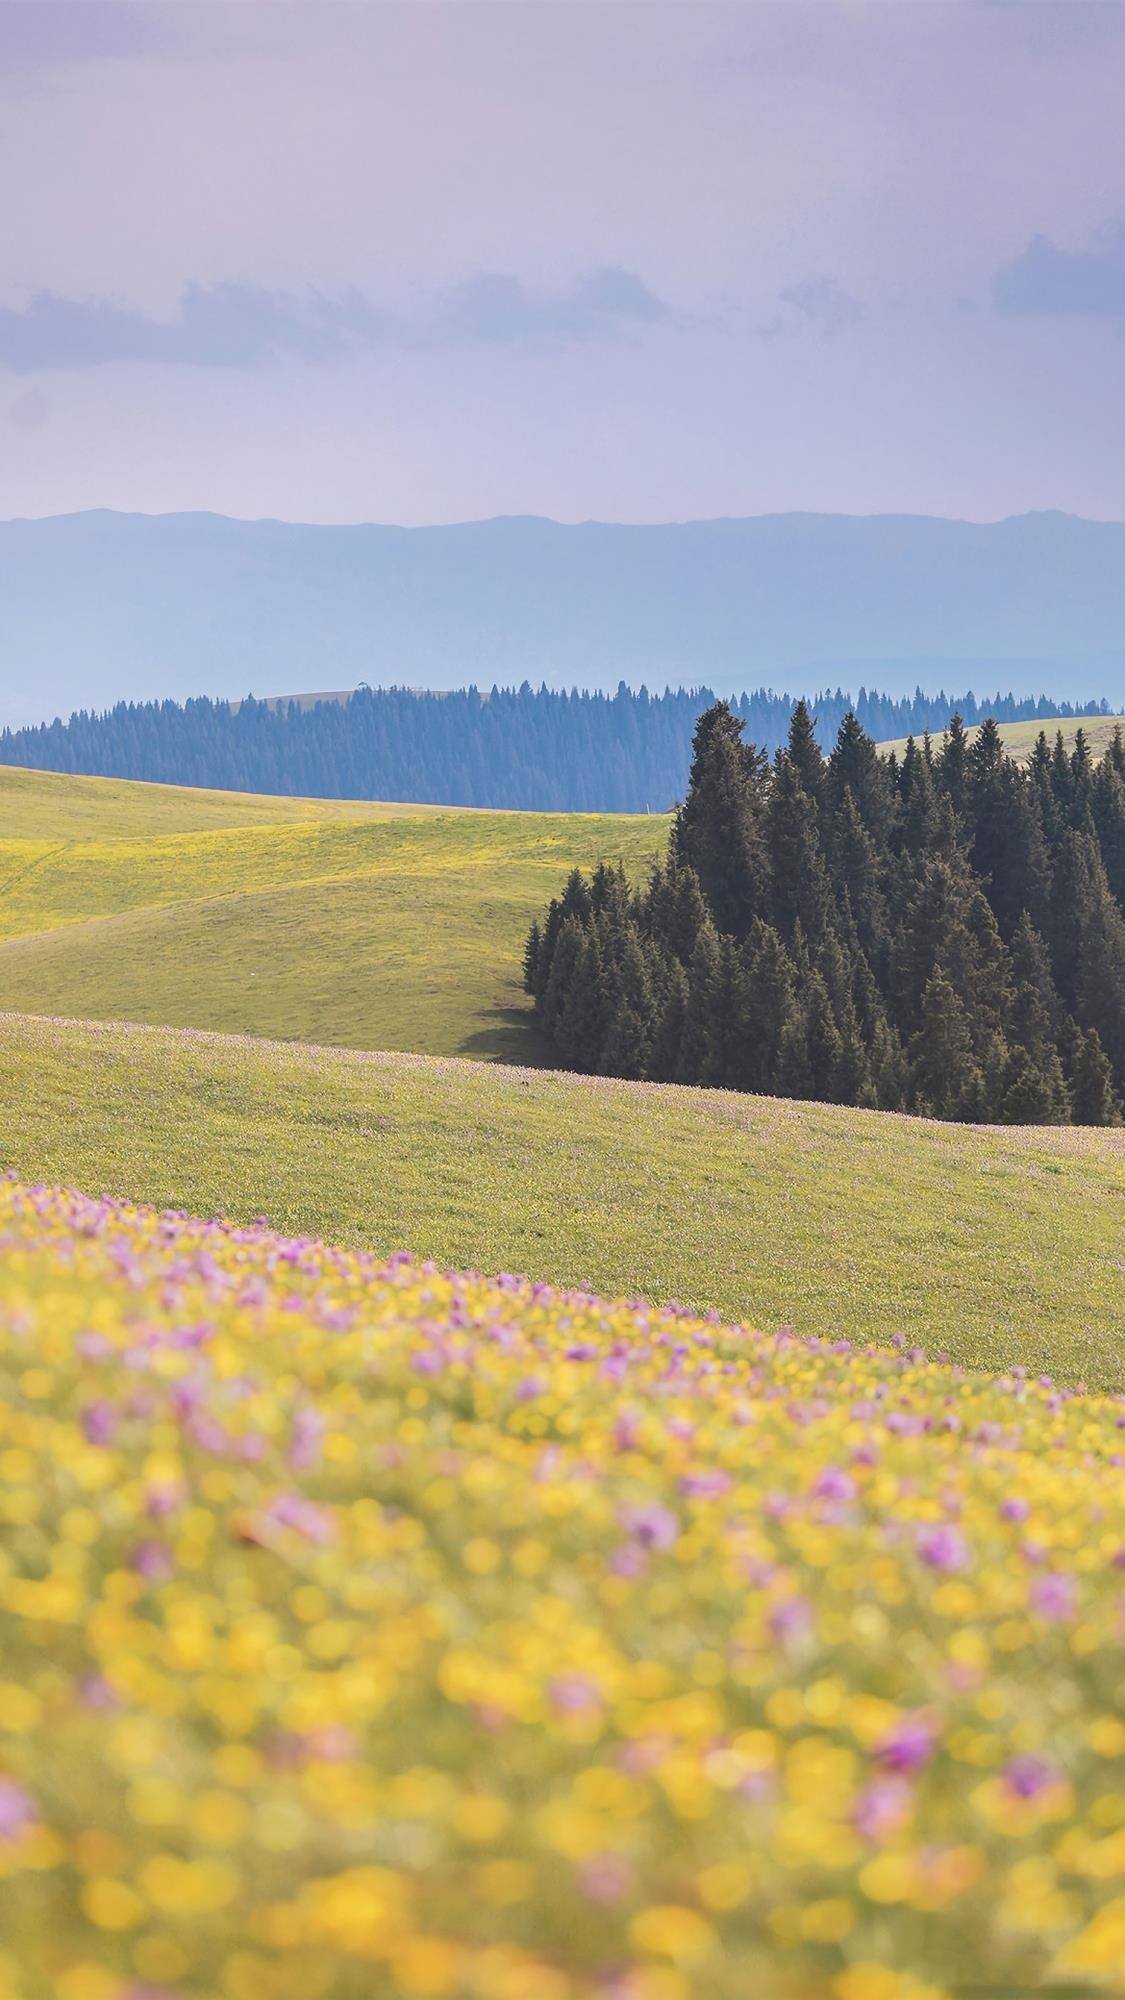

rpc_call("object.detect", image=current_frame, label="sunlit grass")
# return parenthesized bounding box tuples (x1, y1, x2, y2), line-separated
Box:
(0, 767, 662, 1062)
(3, 1012, 1121, 1388)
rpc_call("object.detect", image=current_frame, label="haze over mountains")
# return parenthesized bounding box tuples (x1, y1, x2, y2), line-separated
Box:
(1, 508, 1123, 728)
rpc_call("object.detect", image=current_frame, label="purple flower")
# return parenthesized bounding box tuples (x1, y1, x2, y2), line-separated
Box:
(288, 1406, 325, 1470)
(267, 1493, 337, 1544)
(130, 1540, 174, 1582)
(1000, 1497, 1030, 1524)
(812, 1464, 857, 1504)
(1004, 1754, 1056, 1799)
(78, 1674, 121, 1712)
(620, 1503, 679, 1551)
(579, 1853, 633, 1905)
(1031, 1572, 1078, 1623)
(0, 1779, 35, 1843)
(680, 1470, 733, 1500)
(768, 1595, 813, 1645)
(917, 1525, 970, 1574)
(854, 1776, 912, 1841)
(613, 1409, 641, 1452)
(81, 1400, 119, 1446)
(549, 1674, 602, 1715)
(876, 1713, 938, 1775)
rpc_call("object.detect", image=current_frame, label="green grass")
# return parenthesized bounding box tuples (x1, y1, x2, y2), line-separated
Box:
(877, 712, 1125, 764)
(3, 1010, 1122, 1387)
(0, 765, 662, 1061)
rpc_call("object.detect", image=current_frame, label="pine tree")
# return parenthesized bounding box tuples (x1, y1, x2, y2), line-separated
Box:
(737, 921, 799, 1092)
(786, 698, 825, 804)
(529, 698, 1125, 1127)
(649, 957, 690, 1082)
(1091, 757, 1125, 910)
(673, 703, 770, 937)
(829, 787, 887, 962)
(766, 755, 833, 945)
(556, 930, 610, 1071)
(598, 1003, 651, 1082)
(908, 967, 983, 1120)
(522, 920, 542, 996)
(936, 712, 971, 819)
(1001, 1047, 1069, 1124)
(677, 921, 722, 1083)
(1070, 1027, 1118, 1126)
(539, 914, 584, 1040)
(825, 710, 895, 844)
(803, 971, 844, 1101)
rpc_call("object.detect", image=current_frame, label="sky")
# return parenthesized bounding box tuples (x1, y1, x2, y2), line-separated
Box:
(2, 0, 1125, 526)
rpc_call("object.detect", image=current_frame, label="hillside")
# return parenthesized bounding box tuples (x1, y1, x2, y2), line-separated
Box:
(3, 508, 1125, 727)
(3, 1176, 1122, 2000)
(877, 711, 1125, 764)
(0, 766, 661, 1060)
(3, 1011, 1122, 1386)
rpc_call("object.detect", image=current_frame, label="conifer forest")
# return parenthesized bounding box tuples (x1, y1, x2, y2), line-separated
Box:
(526, 704, 1125, 1123)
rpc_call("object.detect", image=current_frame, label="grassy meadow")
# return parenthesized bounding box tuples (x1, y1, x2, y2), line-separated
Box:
(3, 1011, 1122, 1387)
(876, 712, 1125, 765)
(0, 766, 662, 1061)
(3, 1178, 1123, 2000)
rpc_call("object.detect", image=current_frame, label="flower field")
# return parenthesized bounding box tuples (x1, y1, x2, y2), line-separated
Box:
(0, 1180, 1123, 2000)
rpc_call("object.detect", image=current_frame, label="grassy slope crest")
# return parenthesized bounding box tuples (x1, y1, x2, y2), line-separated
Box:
(3, 1011, 1122, 1387)
(876, 712, 1125, 764)
(0, 764, 662, 1061)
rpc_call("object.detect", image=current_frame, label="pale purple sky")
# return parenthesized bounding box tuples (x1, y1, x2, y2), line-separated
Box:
(2, 0, 1125, 525)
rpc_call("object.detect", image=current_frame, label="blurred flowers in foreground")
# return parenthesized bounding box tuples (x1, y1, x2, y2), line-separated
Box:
(0, 1177, 1123, 1999)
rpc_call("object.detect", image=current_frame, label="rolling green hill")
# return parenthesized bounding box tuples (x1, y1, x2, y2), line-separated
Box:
(877, 711, 1125, 764)
(3, 1010, 1122, 1386)
(0, 765, 662, 1061)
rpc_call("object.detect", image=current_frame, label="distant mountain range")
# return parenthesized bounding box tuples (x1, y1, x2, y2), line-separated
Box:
(1, 508, 1122, 727)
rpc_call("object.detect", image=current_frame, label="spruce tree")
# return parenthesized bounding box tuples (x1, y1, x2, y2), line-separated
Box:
(765, 755, 833, 945)
(522, 920, 542, 996)
(825, 710, 895, 844)
(908, 968, 983, 1121)
(539, 914, 584, 1040)
(677, 922, 722, 1083)
(1091, 758, 1125, 910)
(786, 698, 825, 804)
(673, 703, 770, 937)
(598, 1004, 651, 1082)
(936, 712, 970, 820)
(803, 971, 844, 1101)
(738, 921, 799, 1092)
(1070, 1027, 1118, 1126)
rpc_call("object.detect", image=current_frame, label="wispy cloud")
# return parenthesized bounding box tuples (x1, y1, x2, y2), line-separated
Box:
(995, 225, 1125, 317)
(0, 283, 383, 373)
(756, 274, 861, 341)
(0, 268, 671, 372)
(441, 268, 670, 346)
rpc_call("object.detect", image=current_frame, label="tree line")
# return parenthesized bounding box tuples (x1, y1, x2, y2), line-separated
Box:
(525, 705, 1125, 1124)
(1, 681, 1114, 815)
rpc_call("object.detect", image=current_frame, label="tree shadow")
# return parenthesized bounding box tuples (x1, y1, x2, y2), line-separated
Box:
(458, 1005, 552, 1066)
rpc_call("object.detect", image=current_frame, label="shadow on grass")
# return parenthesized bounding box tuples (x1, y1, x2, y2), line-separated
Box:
(458, 1004, 549, 1066)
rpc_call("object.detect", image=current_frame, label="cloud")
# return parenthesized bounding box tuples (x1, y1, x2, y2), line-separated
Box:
(440, 267, 670, 346)
(995, 225, 1125, 316)
(0, 0, 173, 72)
(0, 283, 387, 373)
(778, 275, 862, 335)
(0, 268, 671, 372)
(756, 274, 861, 340)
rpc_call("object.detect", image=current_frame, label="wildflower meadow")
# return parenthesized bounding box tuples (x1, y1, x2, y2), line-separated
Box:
(0, 1176, 1122, 2000)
